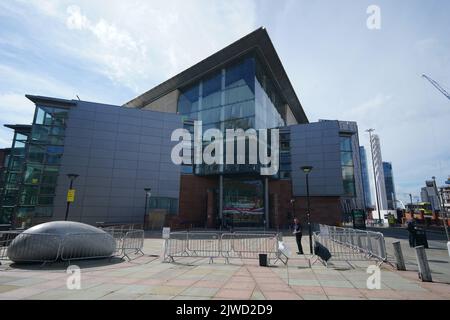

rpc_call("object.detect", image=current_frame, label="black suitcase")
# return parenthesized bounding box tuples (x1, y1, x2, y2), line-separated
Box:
(259, 253, 268, 267)
(314, 242, 332, 262)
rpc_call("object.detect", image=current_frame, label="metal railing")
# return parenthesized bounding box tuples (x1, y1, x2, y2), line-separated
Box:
(120, 230, 145, 261)
(314, 224, 387, 264)
(1, 231, 23, 263)
(6, 233, 62, 264)
(163, 231, 288, 265)
(60, 233, 117, 262)
(221, 233, 281, 263)
(102, 227, 145, 260)
(1, 228, 145, 264)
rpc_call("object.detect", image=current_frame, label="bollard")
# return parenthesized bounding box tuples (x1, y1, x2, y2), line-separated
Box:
(392, 241, 406, 271)
(415, 246, 432, 282)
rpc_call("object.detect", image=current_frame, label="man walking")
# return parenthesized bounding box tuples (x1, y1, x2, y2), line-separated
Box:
(293, 218, 304, 254)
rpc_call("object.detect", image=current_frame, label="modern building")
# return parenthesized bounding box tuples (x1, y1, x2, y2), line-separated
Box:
(0, 97, 181, 227)
(359, 146, 373, 209)
(421, 180, 441, 212)
(369, 134, 388, 215)
(439, 177, 450, 212)
(0, 27, 365, 229)
(289, 120, 365, 223)
(383, 162, 397, 210)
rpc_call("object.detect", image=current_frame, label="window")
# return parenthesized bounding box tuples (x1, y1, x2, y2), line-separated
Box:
(340, 135, 355, 196)
(24, 164, 42, 184)
(149, 197, 179, 215)
(1, 104, 68, 224)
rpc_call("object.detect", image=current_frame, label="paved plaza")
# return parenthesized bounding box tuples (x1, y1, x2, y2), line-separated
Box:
(0, 236, 449, 300)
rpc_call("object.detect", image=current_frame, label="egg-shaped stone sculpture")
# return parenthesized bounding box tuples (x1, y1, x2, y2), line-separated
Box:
(7, 221, 116, 263)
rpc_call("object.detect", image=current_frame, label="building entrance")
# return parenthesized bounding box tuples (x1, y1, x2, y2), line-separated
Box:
(222, 177, 264, 228)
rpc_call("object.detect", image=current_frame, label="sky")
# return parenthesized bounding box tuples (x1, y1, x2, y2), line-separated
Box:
(0, 0, 449, 205)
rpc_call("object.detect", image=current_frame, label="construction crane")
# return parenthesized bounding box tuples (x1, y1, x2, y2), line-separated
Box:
(422, 74, 450, 100)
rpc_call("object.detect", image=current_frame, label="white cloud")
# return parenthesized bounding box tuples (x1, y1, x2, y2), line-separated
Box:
(0, 93, 34, 125)
(0, 64, 75, 98)
(66, 5, 89, 30)
(0, 93, 35, 148)
(55, 1, 257, 93)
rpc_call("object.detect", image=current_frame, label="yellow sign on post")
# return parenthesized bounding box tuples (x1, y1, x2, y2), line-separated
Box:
(67, 189, 76, 202)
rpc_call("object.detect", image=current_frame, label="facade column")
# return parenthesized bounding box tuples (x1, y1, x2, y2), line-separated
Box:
(219, 174, 223, 227)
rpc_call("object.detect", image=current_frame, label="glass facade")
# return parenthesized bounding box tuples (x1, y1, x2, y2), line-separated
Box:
(383, 162, 396, 210)
(0, 105, 68, 227)
(340, 135, 356, 196)
(149, 197, 179, 215)
(278, 129, 291, 179)
(177, 54, 287, 228)
(178, 54, 285, 176)
(0, 131, 29, 224)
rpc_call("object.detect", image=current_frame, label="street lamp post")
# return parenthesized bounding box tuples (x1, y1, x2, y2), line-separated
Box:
(290, 198, 296, 230)
(64, 174, 79, 221)
(301, 166, 313, 254)
(144, 188, 151, 229)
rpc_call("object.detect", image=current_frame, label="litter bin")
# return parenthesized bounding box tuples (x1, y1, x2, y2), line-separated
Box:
(259, 253, 268, 267)
(415, 229, 429, 249)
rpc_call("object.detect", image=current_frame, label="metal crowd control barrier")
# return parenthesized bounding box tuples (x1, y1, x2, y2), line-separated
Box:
(221, 233, 285, 264)
(60, 233, 116, 262)
(314, 224, 387, 265)
(1, 231, 22, 264)
(164, 232, 221, 263)
(163, 231, 288, 265)
(6, 233, 62, 264)
(120, 230, 145, 261)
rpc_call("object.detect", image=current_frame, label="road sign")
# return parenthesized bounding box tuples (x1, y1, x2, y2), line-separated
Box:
(67, 189, 76, 202)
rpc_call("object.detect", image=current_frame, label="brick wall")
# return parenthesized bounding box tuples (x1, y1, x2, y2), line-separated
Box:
(269, 179, 342, 228)
(172, 175, 218, 229)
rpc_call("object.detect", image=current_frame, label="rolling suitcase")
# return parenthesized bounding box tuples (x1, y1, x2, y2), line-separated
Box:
(314, 242, 332, 262)
(415, 230, 429, 249)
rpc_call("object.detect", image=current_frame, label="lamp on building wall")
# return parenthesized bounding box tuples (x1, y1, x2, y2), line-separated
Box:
(144, 188, 151, 229)
(301, 166, 313, 254)
(65, 173, 79, 221)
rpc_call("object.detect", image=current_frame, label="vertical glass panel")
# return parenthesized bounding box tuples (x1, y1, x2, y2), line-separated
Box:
(225, 57, 255, 91)
(24, 164, 42, 184)
(340, 136, 352, 151)
(35, 107, 46, 125)
(202, 72, 222, 109)
(341, 152, 353, 166)
(41, 166, 59, 185)
(178, 84, 199, 115)
(28, 145, 45, 163)
(20, 186, 39, 205)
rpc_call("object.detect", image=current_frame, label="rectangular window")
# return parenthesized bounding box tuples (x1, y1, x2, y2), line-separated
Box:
(149, 197, 179, 215)
(340, 135, 355, 196)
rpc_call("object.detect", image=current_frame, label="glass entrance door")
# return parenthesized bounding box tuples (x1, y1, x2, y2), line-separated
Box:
(222, 177, 264, 228)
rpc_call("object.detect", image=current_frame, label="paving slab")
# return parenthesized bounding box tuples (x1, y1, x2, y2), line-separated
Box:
(0, 236, 448, 300)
